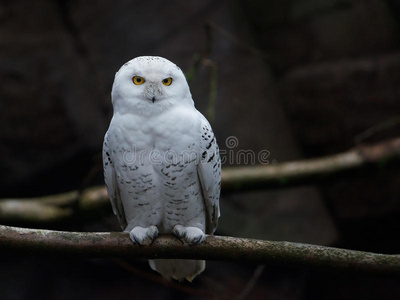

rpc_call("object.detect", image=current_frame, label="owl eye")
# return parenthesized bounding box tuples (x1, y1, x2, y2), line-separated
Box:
(162, 77, 173, 86)
(132, 76, 145, 85)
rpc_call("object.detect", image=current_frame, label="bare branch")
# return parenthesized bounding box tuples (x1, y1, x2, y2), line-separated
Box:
(1, 225, 399, 276)
(222, 137, 400, 191)
(354, 115, 400, 144)
(1, 137, 400, 224)
(0, 187, 110, 224)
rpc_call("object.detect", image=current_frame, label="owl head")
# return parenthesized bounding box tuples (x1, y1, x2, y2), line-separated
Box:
(111, 56, 193, 116)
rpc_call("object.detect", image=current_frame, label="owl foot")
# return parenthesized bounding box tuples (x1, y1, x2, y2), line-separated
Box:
(129, 226, 159, 246)
(173, 225, 205, 245)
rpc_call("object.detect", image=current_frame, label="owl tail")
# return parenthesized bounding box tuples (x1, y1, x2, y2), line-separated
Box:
(149, 259, 205, 282)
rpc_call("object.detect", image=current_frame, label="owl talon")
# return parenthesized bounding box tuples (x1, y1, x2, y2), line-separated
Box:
(173, 225, 205, 245)
(173, 225, 184, 239)
(173, 226, 185, 244)
(176, 236, 185, 245)
(191, 235, 204, 245)
(129, 226, 158, 246)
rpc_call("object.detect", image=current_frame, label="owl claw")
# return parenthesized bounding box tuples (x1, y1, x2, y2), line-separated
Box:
(173, 225, 183, 239)
(129, 226, 159, 246)
(173, 225, 205, 245)
(173, 227, 184, 244)
(191, 235, 204, 245)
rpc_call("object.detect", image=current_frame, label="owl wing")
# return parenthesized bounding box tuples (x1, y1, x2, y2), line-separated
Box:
(197, 114, 221, 234)
(103, 131, 127, 230)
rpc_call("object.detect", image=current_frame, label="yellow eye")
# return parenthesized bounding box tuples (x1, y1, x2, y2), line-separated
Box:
(162, 77, 173, 86)
(132, 76, 145, 85)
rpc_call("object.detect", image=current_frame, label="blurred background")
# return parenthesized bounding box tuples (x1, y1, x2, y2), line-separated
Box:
(1, 0, 400, 299)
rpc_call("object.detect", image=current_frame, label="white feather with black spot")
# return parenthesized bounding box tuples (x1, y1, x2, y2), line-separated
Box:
(102, 56, 221, 281)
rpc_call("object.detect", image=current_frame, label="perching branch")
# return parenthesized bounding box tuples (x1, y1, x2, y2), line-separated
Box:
(1, 137, 400, 224)
(1, 225, 399, 275)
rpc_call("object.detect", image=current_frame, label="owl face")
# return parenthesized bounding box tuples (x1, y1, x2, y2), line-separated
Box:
(111, 56, 193, 116)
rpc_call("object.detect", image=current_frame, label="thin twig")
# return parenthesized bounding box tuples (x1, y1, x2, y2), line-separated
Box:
(185, 23, 218, 122)
(354, 115, 400, 144)
(202, 58, 218, 122)
(237, 265, 265, 299)
(1, 225, 399, 276)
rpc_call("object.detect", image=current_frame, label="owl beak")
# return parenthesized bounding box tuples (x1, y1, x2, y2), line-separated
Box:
(145, 84, 158, 103)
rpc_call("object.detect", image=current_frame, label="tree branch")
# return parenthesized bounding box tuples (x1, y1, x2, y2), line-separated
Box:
(222, 137, 400, 191)
(1, 225, 399, 275)
(0, 186, 110, 225)
(1, 137, 400, 224)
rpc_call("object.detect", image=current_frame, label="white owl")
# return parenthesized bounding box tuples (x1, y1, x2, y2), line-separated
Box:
(103, 56, 221, 281)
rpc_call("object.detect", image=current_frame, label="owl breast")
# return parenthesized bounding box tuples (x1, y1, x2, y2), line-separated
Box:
(110, 106, 206, 233)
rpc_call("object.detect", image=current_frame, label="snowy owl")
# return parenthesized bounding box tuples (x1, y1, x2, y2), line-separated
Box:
(103, 56, 221, 281)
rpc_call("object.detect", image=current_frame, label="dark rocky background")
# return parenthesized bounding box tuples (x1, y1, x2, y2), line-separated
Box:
(1, 0, 400, 299)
